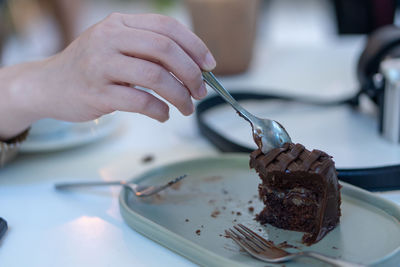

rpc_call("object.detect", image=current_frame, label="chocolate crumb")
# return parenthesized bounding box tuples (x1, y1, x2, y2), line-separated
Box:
(332, 246, 338, 250)
(248, 207, 254, 213)
(141, 155, 154, 163)
(258, 229, 262, 232)
(211, 209, 220, 218)
(236, 212, 242, 216)
(195, 230, 201, 235)
(233, 219, 237, 222)
(231, 211, 235, 215)
(185, 219, 189, 222)
(248, 200, 253, 204)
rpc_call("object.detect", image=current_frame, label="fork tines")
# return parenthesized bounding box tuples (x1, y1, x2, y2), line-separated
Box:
(227, 225, 366, 266)
(237, 224, 276, 247)
(225, 224, 289, 258)
(167, 174, 187, 185)
(139, 174, 188, 197)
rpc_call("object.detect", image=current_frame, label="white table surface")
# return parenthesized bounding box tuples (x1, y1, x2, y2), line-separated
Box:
(1, 1, 400, 266)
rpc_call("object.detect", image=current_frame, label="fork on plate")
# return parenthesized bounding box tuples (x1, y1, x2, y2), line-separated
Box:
(225, 224, 365, 267)
(55, 174, 187, 197)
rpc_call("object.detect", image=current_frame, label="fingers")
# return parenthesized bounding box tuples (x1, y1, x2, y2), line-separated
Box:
(120, 13, 216, 71)
(107, 55, 194, 115)
(113, 28, 206, 100)
(104, 84, 170, 122)
(79, 13, 217, 122)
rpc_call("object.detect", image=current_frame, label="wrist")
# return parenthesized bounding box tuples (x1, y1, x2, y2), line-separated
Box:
(0, 60, 48, 140)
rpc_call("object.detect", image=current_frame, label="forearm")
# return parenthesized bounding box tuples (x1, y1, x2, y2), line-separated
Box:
(0, 60, 47, 140)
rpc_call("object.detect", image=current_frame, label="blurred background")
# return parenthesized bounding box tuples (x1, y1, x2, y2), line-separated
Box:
(0, 0, 397, 70)
(0, 0, 185, 65)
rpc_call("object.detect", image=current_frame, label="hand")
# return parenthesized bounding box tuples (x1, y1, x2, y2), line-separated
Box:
(37, 13, 216, 122)
(0, 13, 216, 139)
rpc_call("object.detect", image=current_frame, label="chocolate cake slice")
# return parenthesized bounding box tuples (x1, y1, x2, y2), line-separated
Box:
(250, 143, 341, 245)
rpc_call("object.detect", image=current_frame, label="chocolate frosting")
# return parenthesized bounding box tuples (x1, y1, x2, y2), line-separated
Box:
(250, 143, 335, 177)
(250, 143, 341, 245)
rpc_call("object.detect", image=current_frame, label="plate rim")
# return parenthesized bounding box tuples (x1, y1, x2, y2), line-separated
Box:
(20, 115, 119, 153)
(119, 153, 400, 266)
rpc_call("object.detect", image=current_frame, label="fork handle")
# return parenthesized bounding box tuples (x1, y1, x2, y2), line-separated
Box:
(55, 180, 126, 190)
(202, 71, 257, 123)
(301, 251, 365, 267)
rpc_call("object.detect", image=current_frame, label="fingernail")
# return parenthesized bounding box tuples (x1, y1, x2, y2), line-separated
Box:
(198, 82, 207, 98)
(203, 52, 216, 71)
(158, 105, 170, 122)
(159, 112, 169, 122)
(186, 101, 195, 115)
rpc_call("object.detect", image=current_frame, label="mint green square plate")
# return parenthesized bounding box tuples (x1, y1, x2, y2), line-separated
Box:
(119, 154, 400, 266)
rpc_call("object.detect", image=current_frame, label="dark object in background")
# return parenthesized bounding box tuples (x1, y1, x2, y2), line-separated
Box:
(357, 25, 400, 103)
(0, 217, 8, 241)
(356, 25, 400, 137)
(333, 0, 396, 34)
(141, 155, 154, 164)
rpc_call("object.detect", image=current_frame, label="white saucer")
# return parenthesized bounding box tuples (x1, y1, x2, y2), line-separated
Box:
(20, 115, 119, 153)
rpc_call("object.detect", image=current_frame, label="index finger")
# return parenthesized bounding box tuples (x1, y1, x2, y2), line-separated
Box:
(120, 13, 216, 71)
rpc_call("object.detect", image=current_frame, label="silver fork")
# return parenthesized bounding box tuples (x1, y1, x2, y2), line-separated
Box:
(225, 224, 365, 267)
(55, 174, 187, 197)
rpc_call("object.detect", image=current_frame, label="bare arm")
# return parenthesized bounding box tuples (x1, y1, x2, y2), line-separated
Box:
(0, 60, 46, 140)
